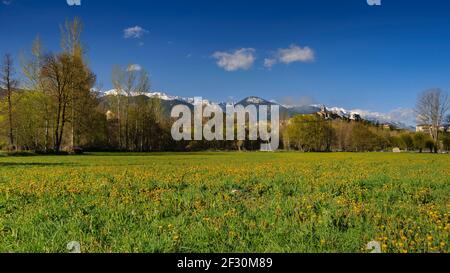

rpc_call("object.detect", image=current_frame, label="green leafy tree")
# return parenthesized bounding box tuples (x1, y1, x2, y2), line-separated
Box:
(400, 133, 414, 151)
(442, 134, 450, 152)
(286, 115, 333, 152)
(413, 132, 428, 153)
(350, 123, 380, 152)
(425, 139, 436, 153)
(12, 91, 49, 150)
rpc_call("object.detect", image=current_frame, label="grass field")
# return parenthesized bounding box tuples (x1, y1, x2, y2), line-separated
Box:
(0, 152, 448, 253)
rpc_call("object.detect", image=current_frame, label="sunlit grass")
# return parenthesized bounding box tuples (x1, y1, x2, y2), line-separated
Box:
(0, 152, 448, 253)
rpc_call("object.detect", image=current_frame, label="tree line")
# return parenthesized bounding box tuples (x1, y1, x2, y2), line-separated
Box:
(0, 18, 173, 153)
(282, 88, 450, 153)
(283, 114, 450, 153)
(1, 18, 450, 153)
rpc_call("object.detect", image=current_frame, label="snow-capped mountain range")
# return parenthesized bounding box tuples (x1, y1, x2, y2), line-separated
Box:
(323, 106, 416, 130)
(103, 89, 182, 101)
(100, 90, 416, 130)
(103, 89, 217, 105)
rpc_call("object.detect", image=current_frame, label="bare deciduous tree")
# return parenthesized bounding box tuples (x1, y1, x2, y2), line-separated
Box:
(41, 53, 72, 152)
(60, 17, 96, 150)
(40, 52, 95, 152)
(1, 54, 19, 150)
(21, 36, 52, 151)
(111, 65, 150, 150)
(416, 88, 450, 152)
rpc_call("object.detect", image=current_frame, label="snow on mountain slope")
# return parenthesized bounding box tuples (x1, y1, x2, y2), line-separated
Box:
(325, 106, 416, 129)
(245, 96, 266, 104)
(347, 108, 417, 130)
(99, 90, 416, 129)
(103, 89, 187, 101)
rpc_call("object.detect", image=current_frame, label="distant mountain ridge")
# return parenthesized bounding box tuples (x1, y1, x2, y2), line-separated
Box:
(99, 89, 415, 130)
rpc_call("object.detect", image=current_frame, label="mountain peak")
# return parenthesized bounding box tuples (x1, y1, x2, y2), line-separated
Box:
(237, 96, 274, 106)
(245, 96, 266, 104)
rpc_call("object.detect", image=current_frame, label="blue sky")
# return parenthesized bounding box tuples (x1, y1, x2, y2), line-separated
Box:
(1, 0, 450, 121)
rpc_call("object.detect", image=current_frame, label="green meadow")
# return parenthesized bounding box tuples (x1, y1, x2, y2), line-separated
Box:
(0, 152, 448, 253)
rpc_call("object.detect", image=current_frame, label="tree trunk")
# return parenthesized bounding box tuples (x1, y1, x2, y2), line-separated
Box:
(7, 86, 14, 150)
(71, 93, 75, 150)
(54, 96, 63, 153)
(45, 119, 49, 152)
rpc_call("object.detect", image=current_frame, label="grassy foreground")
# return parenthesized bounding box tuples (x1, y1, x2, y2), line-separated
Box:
(0, 152, 448, 253)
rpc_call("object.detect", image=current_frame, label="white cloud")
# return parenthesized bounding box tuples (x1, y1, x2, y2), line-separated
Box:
(277, 44, 315, 64)
(127, 64, 142, 72)
(264, 58, 277, 69)
(264, 44, 315, 69)
(2, 0, 13, 5)
(124, 26, 149, 39)
(212, 48, 256, 72)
